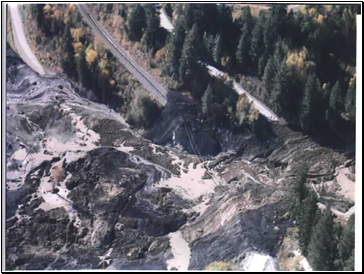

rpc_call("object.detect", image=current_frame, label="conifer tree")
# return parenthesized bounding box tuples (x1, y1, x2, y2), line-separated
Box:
(295, 164, 309, 205)
(163, 3, 173, 18)
(143, 5, 161, 50)
(179, 24, 200, 83)
(327, 81, 343, 131)
(127, 4, 146, 41)
(167, 17, 186, 77)
(271, 59, 290, 116)
(237, 6, 254, 33)
(270, 4, 288, 38)
(262, 58, 275, 94)
(213, 34, 223, 65)
(336, 215, 355, 270)
(298, 192, 318, 256)
(343, 251, 355, 271)
(60, 24, 75, 77)
(273, 40, 287, 65)
(236, 23, 251, 72)
(250, 15, 265, 72)
(203, 32, 215, 59)
(345, 80, 356, 122)
(184, 4, 195, 30)
(258, 54, 268, 77)
(300, 73, 318, 132)
(330, 81, 342, 112)
(77, 46, 91, 88)
(307, 205, 337, 271)
(202, 84, 214, 115)
(263, 17, 275, 55)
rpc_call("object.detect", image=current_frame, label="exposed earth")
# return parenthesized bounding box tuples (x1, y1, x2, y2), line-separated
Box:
(5, 42, 355, 271)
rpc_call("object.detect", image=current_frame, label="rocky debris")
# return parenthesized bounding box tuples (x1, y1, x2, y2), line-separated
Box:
(6, 47, 354, 270)
(145, 91, 221, 156)
(6, 146, 187, 270)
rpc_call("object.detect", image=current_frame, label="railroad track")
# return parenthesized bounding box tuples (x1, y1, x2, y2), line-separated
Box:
(77, 4, 168, 106)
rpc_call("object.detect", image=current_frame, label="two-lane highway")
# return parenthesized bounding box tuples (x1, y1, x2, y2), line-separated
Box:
(9, 4, 45, 75)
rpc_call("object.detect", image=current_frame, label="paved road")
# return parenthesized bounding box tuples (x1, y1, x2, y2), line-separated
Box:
(9, 4, 45, 75)
(77, 4, 168, 106)
(206, 65, 279, 122)
(158, 11, 279, 122)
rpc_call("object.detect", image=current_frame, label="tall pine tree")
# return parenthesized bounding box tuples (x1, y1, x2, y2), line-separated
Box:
(236, 6, 254, 33)
(213, 34, 223, 65)
(60, 24, 75, 77)
(179, 24, 200, 84)
(167, 17, 186, 77)
(203, 32, 215, 59)
(76, 46, 91, 88)
(345, 79, 356, 122)
(300, 73, 318, 132)
(262, 57, 275, 94)
(250, 14, 265, 73)
(307, 205, 337, 271)
(143, 5, 161, 50)
(202, 84, 214, 115)
(271, 59, 290, 116)
(127, 4, 146, 41)
(298, 192, 318, 256)
(330, 81, 343, 112)
(326, 81, 343, 131)
(258, 53, 268, 77)
(236, 23, 251, 73)
(336, 214, 355, 270)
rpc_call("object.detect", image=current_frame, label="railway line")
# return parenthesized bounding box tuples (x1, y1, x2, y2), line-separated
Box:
(77, 4, 168, 106)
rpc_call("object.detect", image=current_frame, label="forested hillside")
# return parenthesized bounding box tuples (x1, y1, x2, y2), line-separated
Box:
(22, 3, 356, 140)
(161, 4, 356, 138)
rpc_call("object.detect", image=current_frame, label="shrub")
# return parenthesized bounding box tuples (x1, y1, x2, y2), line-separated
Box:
(127, 90, 161, 128)
(205, 261, 233, 271)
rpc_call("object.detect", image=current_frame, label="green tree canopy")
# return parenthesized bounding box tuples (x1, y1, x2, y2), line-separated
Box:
(236, 23, 251, 73)
(307, 205, 337, 271)
(298, 192, 318, 256)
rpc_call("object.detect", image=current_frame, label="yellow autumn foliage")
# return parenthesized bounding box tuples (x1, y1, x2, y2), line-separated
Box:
(286, 47, 315, 82)
(349, 74, 356, 88)
(237, 94, 250, 113)
(155, 48, 167, 64)
(53, 9, 64, 20)
(309, 8, 318, 17)
(236, 93, 257, 125)
(98, 59, 107, 70)
(73, 42, 83, 53)
(101, 69, 110, 77)
(205, 261, 233, 271)
(221, 55, 232, 72)
(71, 28, 84, 42)
(44, 4, 52, 14)
(86, 48, 98, 67)
(287, 48, 307, 69)
(248, 107, 260, 124)
(69, 3, 76, 12)
(300, 6, 307, 15)
(314, 14, 324, 25)
(64, 10, 70, 25)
